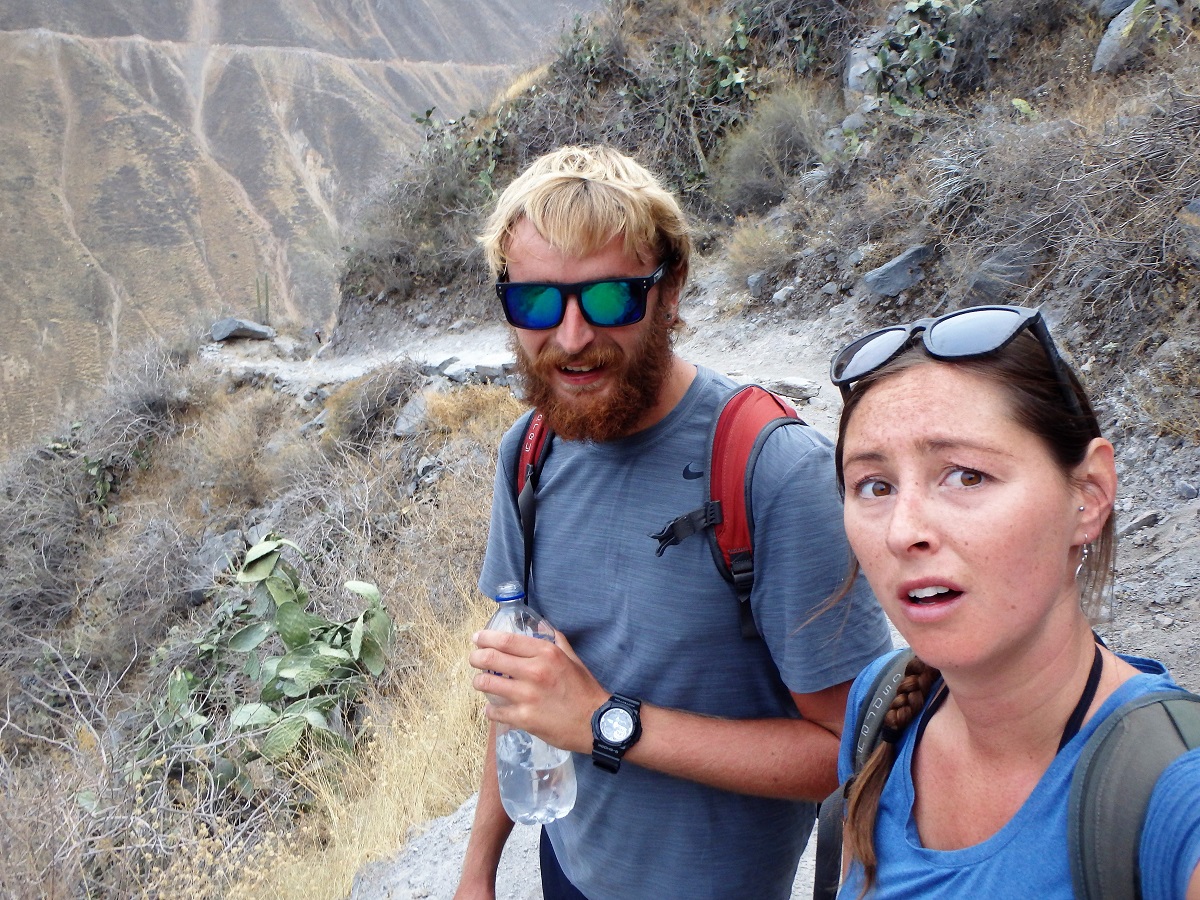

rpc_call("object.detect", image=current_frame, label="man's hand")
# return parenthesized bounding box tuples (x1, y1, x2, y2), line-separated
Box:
(469, 629, 609, 754)
(469, 630, 852, 801)
(451, 875, 496, 900)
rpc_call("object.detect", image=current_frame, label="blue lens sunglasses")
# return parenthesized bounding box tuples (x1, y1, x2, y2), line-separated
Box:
(829, 304, 1088, 422)
(496, 263, 668, 330)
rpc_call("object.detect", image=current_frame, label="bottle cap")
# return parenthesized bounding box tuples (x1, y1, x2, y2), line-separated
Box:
(494, 581, 525, 602)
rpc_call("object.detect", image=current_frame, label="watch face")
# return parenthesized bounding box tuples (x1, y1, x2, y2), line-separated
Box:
(599, 707, 635, 743)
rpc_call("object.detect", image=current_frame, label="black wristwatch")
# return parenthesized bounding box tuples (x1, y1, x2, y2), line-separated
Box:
(591, 693, 642, 773)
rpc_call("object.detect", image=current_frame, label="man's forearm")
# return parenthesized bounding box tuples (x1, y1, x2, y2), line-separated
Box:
(454, 726, 514, 899)
(620, 705, 842, 800)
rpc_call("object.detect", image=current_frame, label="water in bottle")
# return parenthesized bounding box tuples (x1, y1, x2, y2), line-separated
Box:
(485, 581, 577, 825)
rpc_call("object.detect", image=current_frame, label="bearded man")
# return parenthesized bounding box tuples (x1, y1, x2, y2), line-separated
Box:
(456, 146, 891, 900)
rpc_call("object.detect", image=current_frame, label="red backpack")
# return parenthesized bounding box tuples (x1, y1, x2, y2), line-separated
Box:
(514, 385, 803, 638)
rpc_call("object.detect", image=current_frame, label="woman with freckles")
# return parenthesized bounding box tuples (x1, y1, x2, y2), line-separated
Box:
(825, 305, 1200, 898)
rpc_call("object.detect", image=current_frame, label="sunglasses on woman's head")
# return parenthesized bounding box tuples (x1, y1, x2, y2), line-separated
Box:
(496, 263, 668, 330)
(829, 304, 1086, 419)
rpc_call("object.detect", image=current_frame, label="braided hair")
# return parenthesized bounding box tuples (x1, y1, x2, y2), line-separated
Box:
(845, 656, 942, 896)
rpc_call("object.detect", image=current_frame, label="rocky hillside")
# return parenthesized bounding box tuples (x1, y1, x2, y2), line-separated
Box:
(0, 0, 598, 452)
(0, 1, 1196, 896)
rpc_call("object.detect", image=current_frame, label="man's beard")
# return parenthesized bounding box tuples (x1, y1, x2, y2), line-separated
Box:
(512, 317, 674, 443)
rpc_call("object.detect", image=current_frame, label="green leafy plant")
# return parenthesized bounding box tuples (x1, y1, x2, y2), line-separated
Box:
(222, 542, 393, 763)
(205, 536, 394, 761)
(869, 0, 980, 114)
(130, 535, 396, 802)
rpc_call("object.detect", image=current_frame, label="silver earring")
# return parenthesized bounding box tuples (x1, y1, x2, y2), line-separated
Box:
(1078, 506, 1085, 512)
(1076, 540, 1090, 579)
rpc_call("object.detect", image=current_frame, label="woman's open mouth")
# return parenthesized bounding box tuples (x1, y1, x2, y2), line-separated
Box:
(906, 585, 963, 605)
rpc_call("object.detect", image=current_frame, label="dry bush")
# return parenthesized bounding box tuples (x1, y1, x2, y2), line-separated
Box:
(0, 646, 252, 899)
(948, 0, 1087, 96)
(161, 387, 316, 514)
(339, 147, 492, 308)
(321, 364, 424, 454)
(918, 85, 1200, 320)
(0, 338, 207, 735)
(713, 83, 838, 215)
(0, 450, 90, 640)
(723, 220, 797, 285)
(0, 747, 90, 897)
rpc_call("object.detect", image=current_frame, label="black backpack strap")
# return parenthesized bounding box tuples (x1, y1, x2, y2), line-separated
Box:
(812, 649, 915, 900)
(515, 411, 553, 597)
(1068, 689, 1200, 900)
(650, 501, 723, 556)
(814, 782, 850, 900)
(852, 649, 915, 770)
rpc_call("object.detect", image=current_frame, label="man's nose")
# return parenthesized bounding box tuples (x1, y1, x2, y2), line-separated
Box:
(555, 295, 595, 355)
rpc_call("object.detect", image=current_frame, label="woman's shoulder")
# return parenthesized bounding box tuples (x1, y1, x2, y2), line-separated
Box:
(1141, 749, 1200, 900)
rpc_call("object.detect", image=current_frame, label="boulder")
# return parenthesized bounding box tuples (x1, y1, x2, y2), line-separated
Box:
(211, 317, 276, 341)
(393, 393, 430, 437)
(1176, 199, 1200, 263)
(1099, 0, 1136, 18)
(863, 245, 933, 297)
(1092, 0, 1162, 74)
(762, 378, 821, 402)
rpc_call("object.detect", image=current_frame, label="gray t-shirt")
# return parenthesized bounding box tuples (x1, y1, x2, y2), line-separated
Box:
(480, 366, 892, 900)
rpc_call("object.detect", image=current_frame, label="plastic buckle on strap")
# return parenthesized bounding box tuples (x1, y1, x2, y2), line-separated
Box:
(650, 501, 722, 557)
(729, 552, 754, 600)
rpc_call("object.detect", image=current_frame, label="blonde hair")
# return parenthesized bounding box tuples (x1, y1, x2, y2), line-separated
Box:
(478, 145, 691, 290)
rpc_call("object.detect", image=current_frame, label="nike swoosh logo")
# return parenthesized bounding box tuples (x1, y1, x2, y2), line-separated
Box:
(683, 463, 705, 480)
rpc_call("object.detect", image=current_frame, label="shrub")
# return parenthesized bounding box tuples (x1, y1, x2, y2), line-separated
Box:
(724, 219, 797, 286)
(320, 364, 424, 454)
(713, 83, 837, 214)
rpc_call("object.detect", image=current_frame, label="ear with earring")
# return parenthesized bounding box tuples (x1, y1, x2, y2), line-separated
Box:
(1075, 507, 1091, 578)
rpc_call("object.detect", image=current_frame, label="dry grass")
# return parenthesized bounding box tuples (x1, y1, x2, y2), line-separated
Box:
(713, 82, 840, 215)
(723, 220, 797, 286)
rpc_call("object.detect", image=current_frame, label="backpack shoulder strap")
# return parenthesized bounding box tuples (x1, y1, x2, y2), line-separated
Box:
(649, 385, 803, 638)
(1068, 688, 1200, 900)
(813, 648, 915, 900)
(849, 648, 916, 771)
(514, 410, 554, 596)
(709, 385, 802, 638)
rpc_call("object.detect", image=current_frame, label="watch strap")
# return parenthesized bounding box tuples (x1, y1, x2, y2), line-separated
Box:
(591, 693, 642, 773)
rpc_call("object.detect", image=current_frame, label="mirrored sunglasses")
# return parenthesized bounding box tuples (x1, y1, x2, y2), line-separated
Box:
(496, 263, 667, 330)
(829, 304, 1086, 419)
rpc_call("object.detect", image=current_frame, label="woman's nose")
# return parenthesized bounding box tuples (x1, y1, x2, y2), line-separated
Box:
(886, 489, 937, 556)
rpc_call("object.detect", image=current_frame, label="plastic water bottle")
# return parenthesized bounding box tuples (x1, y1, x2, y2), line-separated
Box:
(485, 581, 576, 825)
